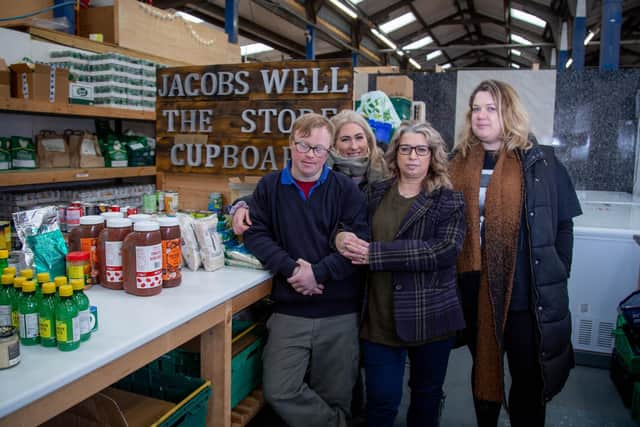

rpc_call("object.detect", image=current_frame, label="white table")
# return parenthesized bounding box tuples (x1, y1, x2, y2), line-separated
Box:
(0, 267, 272, 427)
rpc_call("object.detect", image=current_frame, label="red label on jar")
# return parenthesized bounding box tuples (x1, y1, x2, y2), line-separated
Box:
(135, 244, 162, 289)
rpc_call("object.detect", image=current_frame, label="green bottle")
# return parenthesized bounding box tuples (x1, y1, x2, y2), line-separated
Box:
(56, 284, 80, 351)
(39, 282, 57, 347)
(2, 266, 16, 277)
(0, 273, 13, 327)
(36, 272, 50, 302)
(54, 276, 67, 304)
(11, 276, 26, 331)
(0, 249, 8, 274)
(70, 279, 91, 342)
(18, 280, 39, 345)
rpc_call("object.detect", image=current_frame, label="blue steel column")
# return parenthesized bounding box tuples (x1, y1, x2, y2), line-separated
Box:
(572, 0, 587, 70)
(306, 25, 315, 59)
(599, 0, 622, 71)
(558, 21, 569, 70)
(225, 0, 238, 44)
(352, 52, 359, 67)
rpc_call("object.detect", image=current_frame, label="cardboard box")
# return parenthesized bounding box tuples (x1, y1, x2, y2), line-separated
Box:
(79, 6, 115, 44)
(10, 63, 69, 103)
(0, 58, 9, 98)
(0, 0, 53, 27)
(41, 387, 173, 427)
(376, 75, 414, 99)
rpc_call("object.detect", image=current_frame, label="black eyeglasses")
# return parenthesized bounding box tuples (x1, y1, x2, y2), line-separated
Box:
(293, 142, 329, 156)
(398, 144, 430, 156)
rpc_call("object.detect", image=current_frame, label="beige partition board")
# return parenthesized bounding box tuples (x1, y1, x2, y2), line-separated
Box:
(116, 0, 240, 65)
(158, 172, 232, 211)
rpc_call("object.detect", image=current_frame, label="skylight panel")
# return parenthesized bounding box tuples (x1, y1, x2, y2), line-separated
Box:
(510, 8, 546, 28)
(371, 29, 397, 50)
(328, 0, 357, 19)
(511, 34, 532, 45)
(380, 12, 416, 34)
(409, 58, 421, 69)
(403, 36, 433, 50)
(426, 50, 442, 61)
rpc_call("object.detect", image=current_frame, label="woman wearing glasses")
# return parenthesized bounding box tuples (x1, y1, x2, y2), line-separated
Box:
(335, 121, 466, 427)
(231, 110, 388, 234)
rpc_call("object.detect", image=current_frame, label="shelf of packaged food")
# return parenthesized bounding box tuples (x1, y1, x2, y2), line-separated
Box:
(0, 97, 155, 121)
(0, 166, 157, 187)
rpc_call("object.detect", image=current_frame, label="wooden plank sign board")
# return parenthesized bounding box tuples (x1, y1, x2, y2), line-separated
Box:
(156, 60, 353, 176)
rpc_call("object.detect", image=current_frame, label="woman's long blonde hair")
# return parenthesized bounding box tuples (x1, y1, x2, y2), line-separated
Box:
(455, 80, 532, 157)
(385, 121, 452, 193)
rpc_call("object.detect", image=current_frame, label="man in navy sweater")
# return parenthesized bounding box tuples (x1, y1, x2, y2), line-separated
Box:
(244, 113, 369, 427)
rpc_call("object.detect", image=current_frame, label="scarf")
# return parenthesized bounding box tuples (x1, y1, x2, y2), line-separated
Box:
(329, 151, 387, 186)
(450, 143, 523, 403)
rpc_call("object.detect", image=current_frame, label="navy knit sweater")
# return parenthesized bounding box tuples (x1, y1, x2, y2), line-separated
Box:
(244, 165, 369, 318)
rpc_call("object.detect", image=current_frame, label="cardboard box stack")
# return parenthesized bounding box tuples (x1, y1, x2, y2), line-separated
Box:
(10, 62, 69, 103)
(0, 58, 9, 98)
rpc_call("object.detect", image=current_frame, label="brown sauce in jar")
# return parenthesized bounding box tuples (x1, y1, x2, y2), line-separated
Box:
(158, 217, 182, 288)
(122, 221, 162, 296)
(67, 215, 104, 286)
(97, 218, 133, 290)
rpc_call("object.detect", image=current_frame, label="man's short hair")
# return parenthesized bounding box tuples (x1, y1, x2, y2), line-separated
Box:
(289, 113, 335, 144)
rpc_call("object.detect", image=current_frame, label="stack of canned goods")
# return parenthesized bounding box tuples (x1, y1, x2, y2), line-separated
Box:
(58, 202, 140, 232)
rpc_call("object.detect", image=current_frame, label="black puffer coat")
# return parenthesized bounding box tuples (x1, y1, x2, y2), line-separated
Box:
(519, 143, 582, 401)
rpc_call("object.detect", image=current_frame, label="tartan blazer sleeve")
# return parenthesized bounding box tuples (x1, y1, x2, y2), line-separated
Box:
(368, 190, 466, 272)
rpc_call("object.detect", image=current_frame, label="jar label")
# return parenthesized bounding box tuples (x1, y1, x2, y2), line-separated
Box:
(81, 237, 100, 283)
(7, 341, 19, 366)
(135, 243, 162, 289)
(162, 238, 182, 281)
(56, 317, 80, 342)
(79, 309, 91, 335)
(105, 241, 124, 282)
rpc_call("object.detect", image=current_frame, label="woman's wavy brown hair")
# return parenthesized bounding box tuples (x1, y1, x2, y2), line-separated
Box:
(385, 121, 452, 193)
(455, 79, 532, 157)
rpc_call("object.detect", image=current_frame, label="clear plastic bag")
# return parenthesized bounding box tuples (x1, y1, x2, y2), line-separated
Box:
(13, 206, 67, 276)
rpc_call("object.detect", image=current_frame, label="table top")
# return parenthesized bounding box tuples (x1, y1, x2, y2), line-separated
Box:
(0, 267, 271, 418)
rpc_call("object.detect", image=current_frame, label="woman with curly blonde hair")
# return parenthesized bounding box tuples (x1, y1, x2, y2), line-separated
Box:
(450, 80, 581, 427)
(336, 120, 466, 427)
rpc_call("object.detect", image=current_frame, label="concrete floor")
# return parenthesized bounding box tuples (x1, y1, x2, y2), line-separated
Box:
(249, 347, 635, 426)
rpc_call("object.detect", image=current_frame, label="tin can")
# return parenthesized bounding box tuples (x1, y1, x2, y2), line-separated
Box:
(156, 191, 165, 212)
(0, 326, 20, 369)
(89, 306, 98, 332)
(109, 205, 121, 212)
(126, 206, 138, 216)
(164, 191, 179, 216)
(66, 205, 83, 230)
(83, 203, 99, 216)
(57, 205, 67, 232)
(142, 193, 156, 214)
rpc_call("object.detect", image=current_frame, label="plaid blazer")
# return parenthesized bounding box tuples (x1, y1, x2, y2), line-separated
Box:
(367, 179, 467, 343)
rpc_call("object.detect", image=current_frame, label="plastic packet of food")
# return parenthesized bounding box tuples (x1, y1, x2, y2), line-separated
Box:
(13, 206, 67, 277)
(356, 90, 401, 128)
(225, 243, 264, 269)
(193, 215, 224, 272)
(176, 213, 201, 270)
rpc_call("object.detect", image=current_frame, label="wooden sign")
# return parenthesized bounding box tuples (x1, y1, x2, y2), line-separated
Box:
(156, 59, 353, 176)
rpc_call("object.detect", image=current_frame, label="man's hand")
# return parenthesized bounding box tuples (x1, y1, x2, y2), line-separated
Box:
(336, 232, 370, 265)
(232, 207, 252, 235)
(287, 259, 324, 295)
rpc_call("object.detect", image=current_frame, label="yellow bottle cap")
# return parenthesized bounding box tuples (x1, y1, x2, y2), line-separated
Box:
(2, 266, 16, 276)
(1, 274, 12, 285)
(0, 249, 8, 258)
(54, 276, 67, 287)
(70, 278, 84, 291)
(37, 272, 50, 283)
(20, 269, 33, 279)
(22, 280, 35, 293)
(13, 276, 25, 289)
(42, 282, 56, 294)
(59, 284, 73, 297)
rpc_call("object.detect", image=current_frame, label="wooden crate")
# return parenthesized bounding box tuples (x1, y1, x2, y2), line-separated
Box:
(79, 0, 240, 65)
